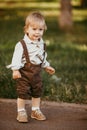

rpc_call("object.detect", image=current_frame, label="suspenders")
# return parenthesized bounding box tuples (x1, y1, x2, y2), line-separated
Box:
(20, 39, 46, 65)
(20, 39, 30, 63)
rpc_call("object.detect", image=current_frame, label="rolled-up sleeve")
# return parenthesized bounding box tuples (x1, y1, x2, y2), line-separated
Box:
(11, 42, 24, 70)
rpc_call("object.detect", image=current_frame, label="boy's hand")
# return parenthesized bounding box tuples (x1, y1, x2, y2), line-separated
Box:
(12, 70, 21, 79)
(45, 66, 55, 75)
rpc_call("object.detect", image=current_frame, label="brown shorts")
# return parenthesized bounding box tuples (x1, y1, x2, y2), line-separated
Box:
(16, 63, 43, 99)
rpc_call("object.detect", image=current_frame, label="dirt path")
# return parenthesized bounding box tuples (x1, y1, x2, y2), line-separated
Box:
(0, 99, 87, 130)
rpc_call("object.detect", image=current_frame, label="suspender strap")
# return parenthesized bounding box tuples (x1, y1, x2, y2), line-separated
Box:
(42, 43, 46, 63)
(44, 43, 46, 50)
(20, 39, 30, 63)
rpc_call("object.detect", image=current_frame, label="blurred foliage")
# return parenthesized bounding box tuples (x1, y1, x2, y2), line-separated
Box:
(0, 0, 87, 103)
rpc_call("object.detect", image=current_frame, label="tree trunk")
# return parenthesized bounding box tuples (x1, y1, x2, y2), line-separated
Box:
(59, 0, 73, 32)
(80, 0, 87, 8)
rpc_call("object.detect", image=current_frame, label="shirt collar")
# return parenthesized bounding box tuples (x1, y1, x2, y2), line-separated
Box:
(23, 34, 43, 45)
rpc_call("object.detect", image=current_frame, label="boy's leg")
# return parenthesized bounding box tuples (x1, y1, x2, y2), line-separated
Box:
(31, 97, 40, 110)
(17, 98, 26, 111)
(31, 97, 46, 121)
(17, 98, 28, 122)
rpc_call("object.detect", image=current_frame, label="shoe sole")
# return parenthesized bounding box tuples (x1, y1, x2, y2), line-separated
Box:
(17, 118, 28, 123)
(31, 115, 46, 121)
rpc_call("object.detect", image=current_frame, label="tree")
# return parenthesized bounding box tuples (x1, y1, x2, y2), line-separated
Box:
(80, 0, 87, 8)
(59, 0, 73, 32)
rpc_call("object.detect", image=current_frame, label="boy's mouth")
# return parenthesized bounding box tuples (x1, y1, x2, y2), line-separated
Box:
(34, 35, 40, 39)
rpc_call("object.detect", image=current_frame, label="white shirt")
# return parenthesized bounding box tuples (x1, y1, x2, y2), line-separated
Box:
(7, 34, 50, 70)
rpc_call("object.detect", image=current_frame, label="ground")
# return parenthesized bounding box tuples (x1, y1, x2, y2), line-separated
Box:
(0, 99, 87, 130)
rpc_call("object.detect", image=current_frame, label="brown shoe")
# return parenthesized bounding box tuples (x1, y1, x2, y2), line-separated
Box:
(31, 109, 46, 121)
(17, 110, 28, 123)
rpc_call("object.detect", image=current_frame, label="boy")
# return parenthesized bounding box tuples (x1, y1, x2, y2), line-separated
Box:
(7, 11, 55, 123)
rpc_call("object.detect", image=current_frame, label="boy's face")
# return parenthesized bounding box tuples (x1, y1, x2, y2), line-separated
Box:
(26, 24, 44, 41)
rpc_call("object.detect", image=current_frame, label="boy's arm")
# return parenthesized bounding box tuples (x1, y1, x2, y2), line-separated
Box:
(12, 70, 21, 79)
(12, 42, 24, 69)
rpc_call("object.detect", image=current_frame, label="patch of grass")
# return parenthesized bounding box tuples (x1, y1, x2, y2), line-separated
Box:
(0, 2, 87, 103)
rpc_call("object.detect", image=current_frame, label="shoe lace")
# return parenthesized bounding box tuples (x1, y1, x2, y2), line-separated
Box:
(20, 111, 27, 116)
(35, 109, 43, 116)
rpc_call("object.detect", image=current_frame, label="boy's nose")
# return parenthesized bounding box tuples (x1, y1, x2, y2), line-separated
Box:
(36, 30, 39, 33)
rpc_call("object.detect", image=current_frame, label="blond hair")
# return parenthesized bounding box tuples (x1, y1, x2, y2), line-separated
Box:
(24, 11, 47, 34)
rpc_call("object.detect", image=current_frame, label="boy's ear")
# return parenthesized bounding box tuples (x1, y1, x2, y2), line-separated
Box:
(25, 26, 29, 34)
(26, 29, 28, 33)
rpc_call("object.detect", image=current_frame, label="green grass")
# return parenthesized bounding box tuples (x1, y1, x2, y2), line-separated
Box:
(0, 1, 87, 103)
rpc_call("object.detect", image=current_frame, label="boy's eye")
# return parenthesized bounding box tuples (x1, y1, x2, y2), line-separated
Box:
(33, 28, 37, 30)
(39, 28, 43, 31)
